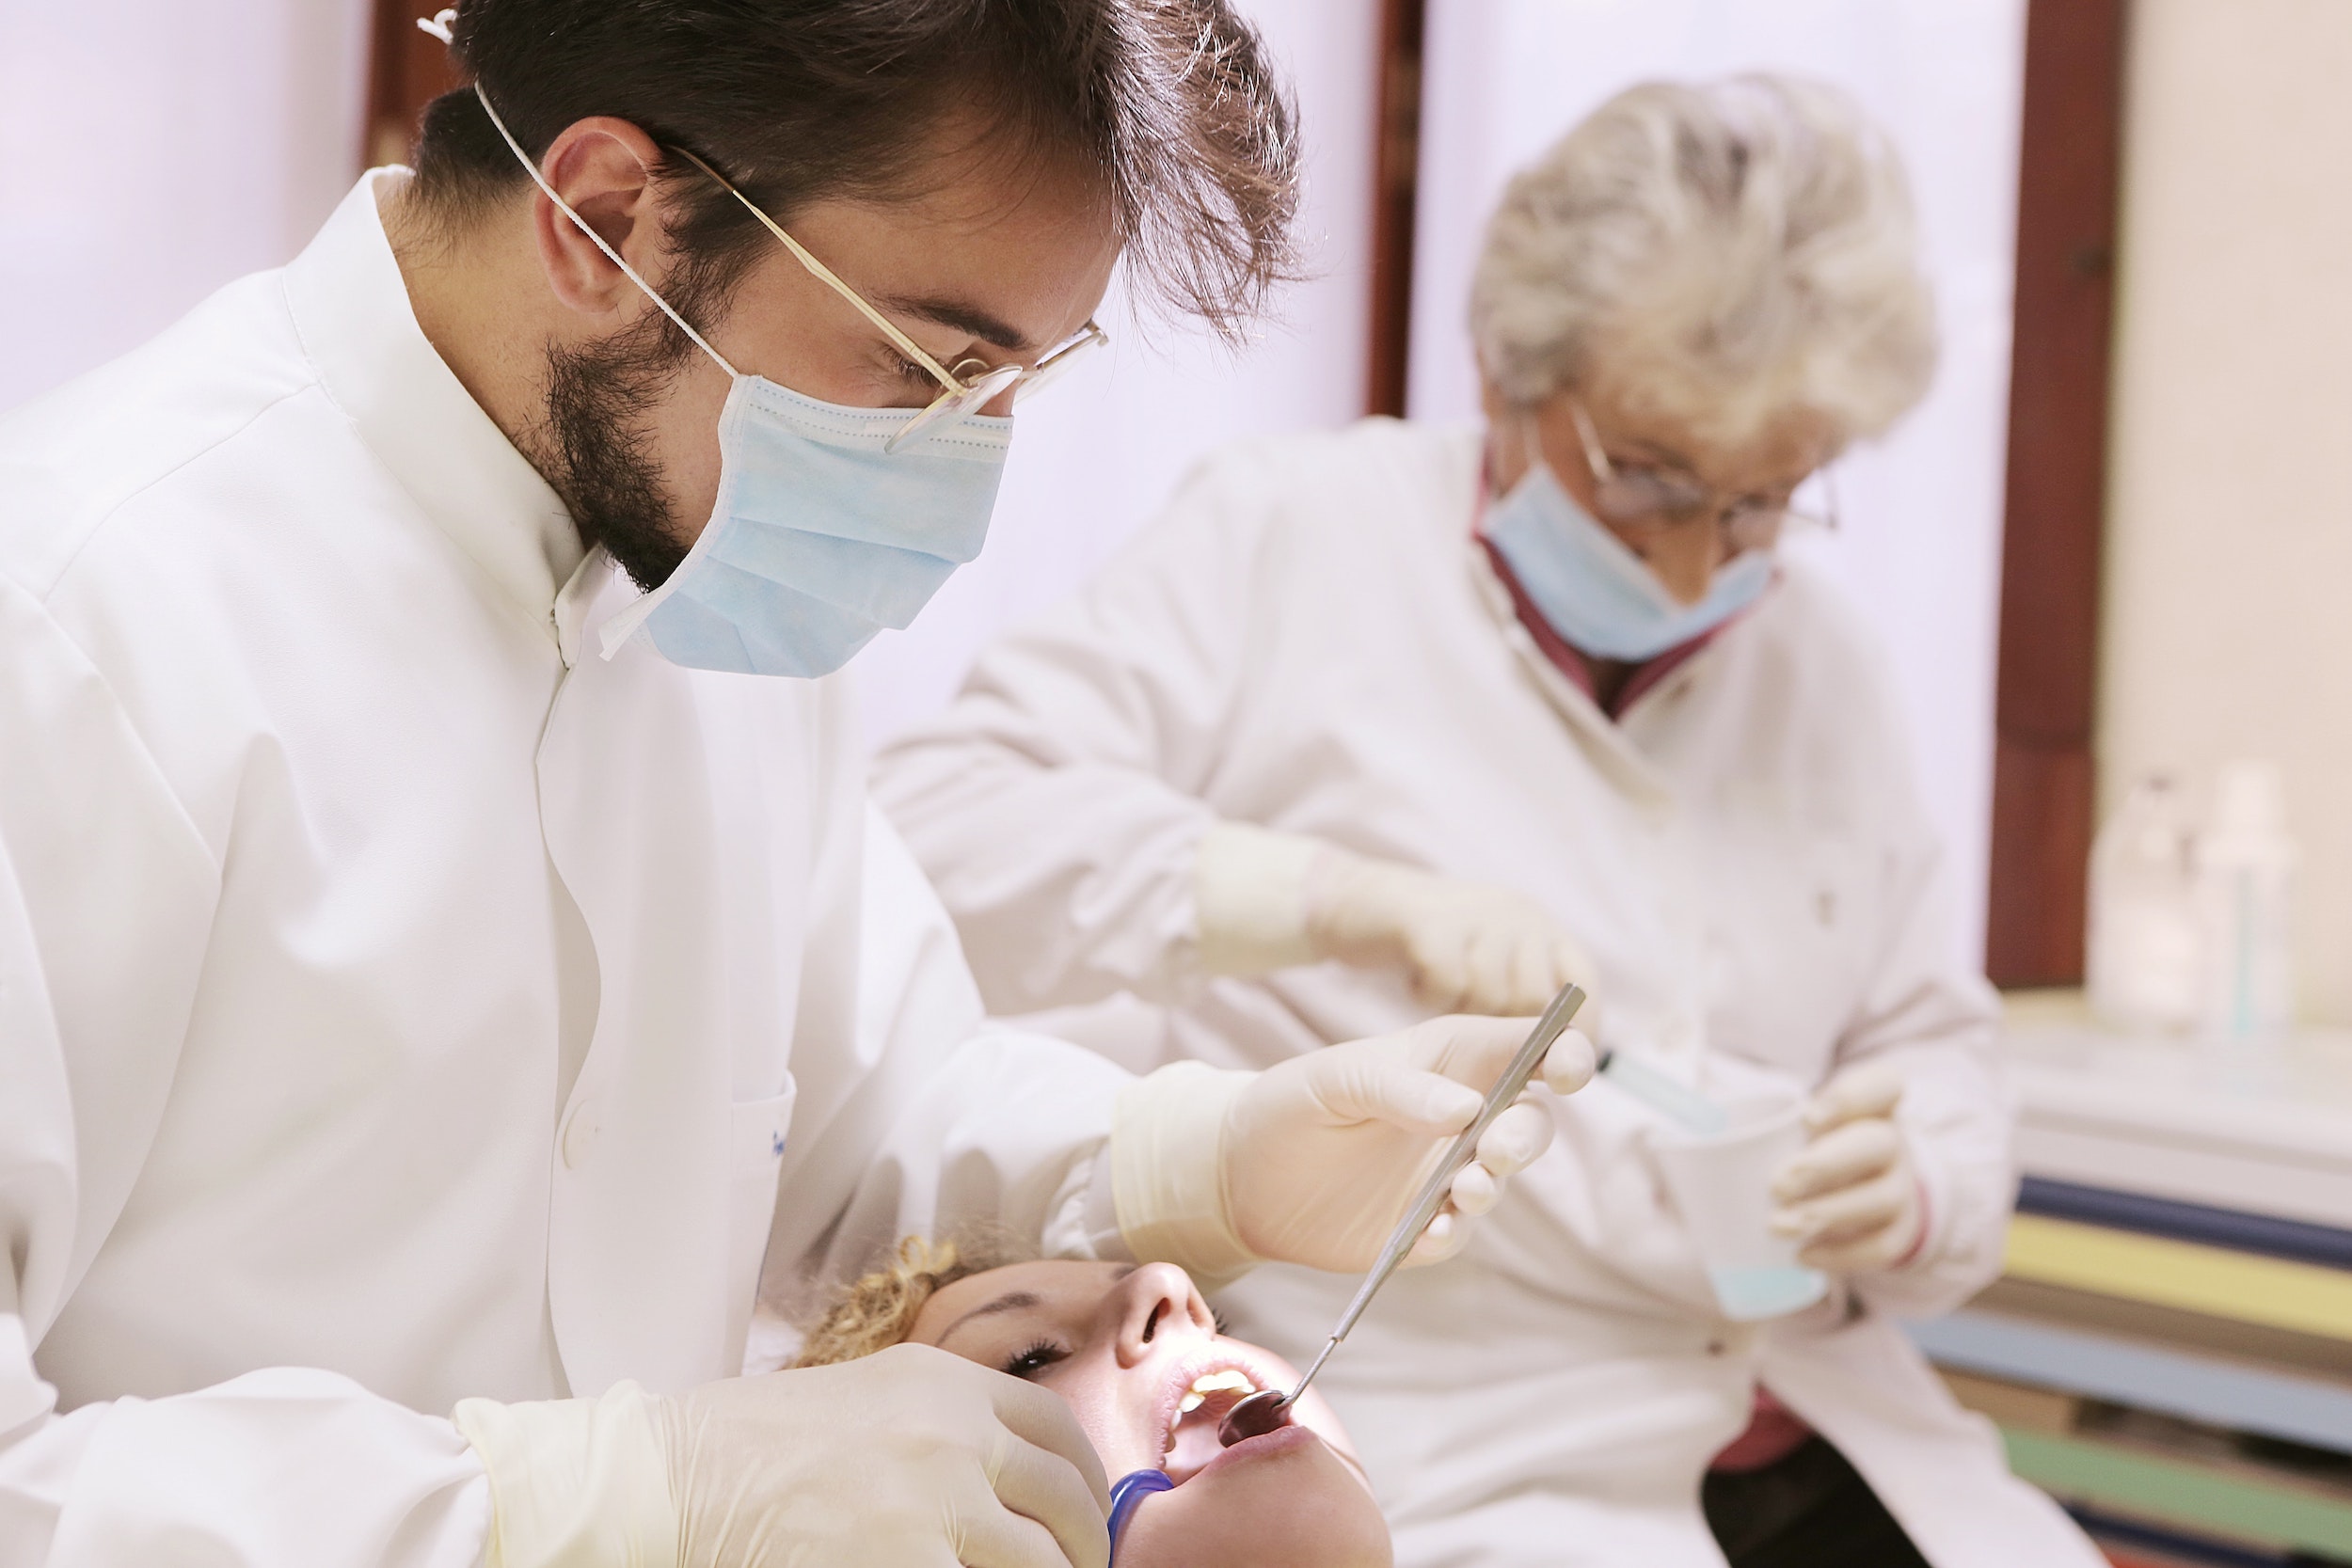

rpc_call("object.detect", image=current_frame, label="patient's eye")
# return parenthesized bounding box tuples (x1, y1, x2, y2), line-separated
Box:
(1003, 1339, 1068, 1381)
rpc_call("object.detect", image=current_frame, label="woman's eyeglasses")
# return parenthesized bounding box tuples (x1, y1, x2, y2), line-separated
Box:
(1565, 399, 1835, 555)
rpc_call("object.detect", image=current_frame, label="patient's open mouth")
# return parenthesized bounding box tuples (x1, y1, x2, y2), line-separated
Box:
(1162, 1361, 1291, 1481)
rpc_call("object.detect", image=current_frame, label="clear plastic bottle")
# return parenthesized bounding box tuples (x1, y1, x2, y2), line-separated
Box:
(2087, 774, 2202, 1034)
(2196, 760, 2298, 1043)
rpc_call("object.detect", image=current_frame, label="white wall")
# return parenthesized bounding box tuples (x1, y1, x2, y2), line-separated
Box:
(1406, 0, 2027, 964)
(2101, 0, 2352, 1024)
(0, 0, 373, 415)
(849, 0, 1384, 747)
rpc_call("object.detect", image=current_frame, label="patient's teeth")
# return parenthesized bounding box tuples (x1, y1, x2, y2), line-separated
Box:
(1174, 1369, 1259, 1429)
(1190, 1370, 1255, 1398)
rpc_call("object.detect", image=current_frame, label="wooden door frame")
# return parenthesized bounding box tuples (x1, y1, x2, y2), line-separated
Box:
(1366, 0, 1427, 418)
(365, 1, 463, 171)
(1985, 0, 2128, 987)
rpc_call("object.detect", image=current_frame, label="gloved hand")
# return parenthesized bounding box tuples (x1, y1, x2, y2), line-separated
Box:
(1111, 1014, 1597, 1283)
(1190, 823, 1595, 1018)
(1769, 1061, 1928, 1275)
(453, 1343, 1111, 1568)
(1303, 848, 1594, 1018)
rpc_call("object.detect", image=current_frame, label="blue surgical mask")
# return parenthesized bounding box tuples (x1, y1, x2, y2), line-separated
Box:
(476, 87, 1008, 678)
(1485, 452, 1773, 663)
(596, 378, 1006, 675)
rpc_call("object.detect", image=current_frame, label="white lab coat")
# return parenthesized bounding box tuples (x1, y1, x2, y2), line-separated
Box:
(874, 420, 2103, 1567)
(0, 172, 1129, 1565)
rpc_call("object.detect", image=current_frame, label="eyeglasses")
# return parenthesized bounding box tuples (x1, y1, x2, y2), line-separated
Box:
(675, 149, 1108, 452)
(1564, 399, 1835, 555)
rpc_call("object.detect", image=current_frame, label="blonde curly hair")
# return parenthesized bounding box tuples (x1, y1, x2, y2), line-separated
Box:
(793, 1232, 1031, 1369)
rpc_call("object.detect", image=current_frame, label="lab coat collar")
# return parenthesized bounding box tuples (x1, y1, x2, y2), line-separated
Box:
(1478, 531, 1738, 721)
(1461, 510, 1676, 806)
(554, 549, 623, 670)
(282, 169, 584, 640)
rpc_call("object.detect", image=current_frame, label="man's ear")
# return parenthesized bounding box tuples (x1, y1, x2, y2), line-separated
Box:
(529, 115, 672, 320)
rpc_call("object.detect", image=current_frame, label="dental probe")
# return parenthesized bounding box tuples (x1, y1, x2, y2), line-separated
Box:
(1216, 983, 1588, 1448)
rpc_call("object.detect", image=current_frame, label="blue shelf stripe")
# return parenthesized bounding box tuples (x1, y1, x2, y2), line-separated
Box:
(2018, 1177, 2352, 1272)
(1911, 1310, 2352, 1454)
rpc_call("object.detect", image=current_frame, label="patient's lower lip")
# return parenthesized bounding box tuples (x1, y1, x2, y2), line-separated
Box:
(1192, 1419, 1316, 1481)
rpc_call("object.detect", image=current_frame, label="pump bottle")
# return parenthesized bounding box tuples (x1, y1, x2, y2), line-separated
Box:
(2087, 774, 2201, 1034)
(2196, 760, 2297, 1043)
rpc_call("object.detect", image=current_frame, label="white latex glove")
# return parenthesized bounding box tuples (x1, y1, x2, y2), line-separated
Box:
(1305, 847, 1594, 1018)
(1112, 1014, 1597, 1283)
(453, 1344, 1111, 1568)
(1768, 1061, 1928, 1275)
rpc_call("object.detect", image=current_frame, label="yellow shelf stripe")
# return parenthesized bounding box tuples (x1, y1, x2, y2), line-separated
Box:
(2006, 1214, 2352, 1341)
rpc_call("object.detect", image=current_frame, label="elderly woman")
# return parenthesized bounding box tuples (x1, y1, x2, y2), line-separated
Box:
(874, 77, 2102, 1567)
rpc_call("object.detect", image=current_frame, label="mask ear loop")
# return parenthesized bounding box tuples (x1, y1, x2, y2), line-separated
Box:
(1517, 414, 1555, 487)
(465, 81, 744, 655)
(469, 83, 740, 380)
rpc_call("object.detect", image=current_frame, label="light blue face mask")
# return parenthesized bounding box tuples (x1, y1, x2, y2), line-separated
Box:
(599, 381, 1006, 674)
(475, 87, 1010, 678)
(1484, 451, 1774, 663)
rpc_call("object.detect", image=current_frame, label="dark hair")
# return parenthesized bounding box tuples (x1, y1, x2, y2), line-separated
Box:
(410, 0, 1301, 339)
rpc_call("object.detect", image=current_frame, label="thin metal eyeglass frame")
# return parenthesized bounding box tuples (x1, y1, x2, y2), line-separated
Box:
(1564, 397, 1835, 555)
(673, 149, 1107, 451)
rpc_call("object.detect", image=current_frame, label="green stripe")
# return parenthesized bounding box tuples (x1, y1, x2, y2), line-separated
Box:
(2002, 1427, 2352, 1554)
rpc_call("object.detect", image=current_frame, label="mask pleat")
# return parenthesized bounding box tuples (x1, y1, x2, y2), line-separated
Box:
(698, 518, 952, 627)
(657, 560, 884, 677)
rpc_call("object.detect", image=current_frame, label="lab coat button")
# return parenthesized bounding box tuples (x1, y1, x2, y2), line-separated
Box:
(560, 1100, 602, 1168)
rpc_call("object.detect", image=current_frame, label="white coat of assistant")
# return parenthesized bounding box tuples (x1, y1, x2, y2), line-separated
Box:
(875, 420, 2104, 1567)
(0, 172, 1129, 1566)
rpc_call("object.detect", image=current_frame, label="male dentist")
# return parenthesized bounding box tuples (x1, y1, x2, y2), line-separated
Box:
(0, 4, 1589, 1564)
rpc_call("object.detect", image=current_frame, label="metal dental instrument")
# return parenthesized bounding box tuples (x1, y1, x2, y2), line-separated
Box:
(1217, 983, 1588, 1448)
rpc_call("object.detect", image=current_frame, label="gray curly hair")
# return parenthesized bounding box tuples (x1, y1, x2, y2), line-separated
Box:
(1470, 73, 1937, 452)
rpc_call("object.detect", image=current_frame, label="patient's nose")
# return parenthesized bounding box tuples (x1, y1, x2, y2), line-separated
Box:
(1113, 1262, 1216, 1367)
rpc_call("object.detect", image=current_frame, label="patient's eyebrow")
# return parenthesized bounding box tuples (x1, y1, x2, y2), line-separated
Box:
(937, 1290, 1043, 1351)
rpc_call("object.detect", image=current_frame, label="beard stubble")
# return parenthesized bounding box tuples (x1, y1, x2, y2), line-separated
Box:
(532, 309, 703, 594)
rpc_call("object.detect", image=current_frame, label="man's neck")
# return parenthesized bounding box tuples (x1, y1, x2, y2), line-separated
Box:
(378, 179, 552, 471)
